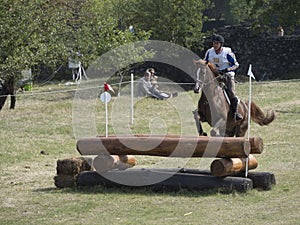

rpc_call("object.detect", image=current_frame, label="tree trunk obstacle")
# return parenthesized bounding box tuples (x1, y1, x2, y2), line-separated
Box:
(54, 135, 275, 192)
(93, 154, 136, 172)
(54, 157, 93, 188)
(76, 135, 263, 158)
(54, 156, 136, 188)
(210, 154, 258, 177)
(76, 169, 254, 192)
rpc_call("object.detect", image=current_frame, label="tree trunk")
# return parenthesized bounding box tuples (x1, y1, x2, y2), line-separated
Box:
(93, 155, 136, 172)
(210, 154, 258, 177)
(76, 169, 253, 192)
(77, 135, 255, 158)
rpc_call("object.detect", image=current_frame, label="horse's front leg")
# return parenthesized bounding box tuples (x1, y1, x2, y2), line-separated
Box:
(193, 109, 207, 136)
(210, 117, 226, 137)
(10, 94, 16, 109)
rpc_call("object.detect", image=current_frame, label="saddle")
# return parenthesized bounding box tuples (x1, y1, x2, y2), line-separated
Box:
(218, 79, 240, 106)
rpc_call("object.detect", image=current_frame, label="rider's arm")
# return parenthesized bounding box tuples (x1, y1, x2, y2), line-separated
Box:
(226, 51, 239, 72)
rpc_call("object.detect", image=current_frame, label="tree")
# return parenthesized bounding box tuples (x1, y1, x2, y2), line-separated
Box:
(110, 0, 211, 49)
(0, 0, 152, 110)
(229, 0, 300, 33)
(252, 0, 300, 33)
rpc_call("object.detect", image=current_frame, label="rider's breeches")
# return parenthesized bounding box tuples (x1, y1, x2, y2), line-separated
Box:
(225, 73, 236, 99)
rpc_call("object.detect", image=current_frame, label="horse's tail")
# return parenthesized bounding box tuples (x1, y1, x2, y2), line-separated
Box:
(246, 101, 275, 126)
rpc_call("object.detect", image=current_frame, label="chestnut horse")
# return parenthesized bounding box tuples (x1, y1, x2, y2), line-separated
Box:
(193, 59, 275, 137)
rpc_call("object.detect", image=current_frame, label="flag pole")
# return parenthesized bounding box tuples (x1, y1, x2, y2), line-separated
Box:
(245, 64, 254, 177)
(102, 83, 114, 137)
(131, 72, 134, 125)
(105, 92, 108, 138)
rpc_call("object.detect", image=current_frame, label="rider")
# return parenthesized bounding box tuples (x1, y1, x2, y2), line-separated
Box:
(203, 34, 243, 121)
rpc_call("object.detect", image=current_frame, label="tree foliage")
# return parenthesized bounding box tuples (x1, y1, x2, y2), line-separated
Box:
(0, 0, 299, 83)
(205, 0, 299, 33)
(126, 0, 210, 48)
(250, 0, 300, 32)
(229, 0, 300, 32)
(0, 0, 151, 81)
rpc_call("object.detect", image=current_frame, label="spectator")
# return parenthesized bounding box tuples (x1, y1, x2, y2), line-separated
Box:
(136, 69, 177, 100)
(278, 26, 284, 36)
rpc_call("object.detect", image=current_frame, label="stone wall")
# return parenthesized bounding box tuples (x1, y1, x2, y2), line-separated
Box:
(200, 25, 300, 81)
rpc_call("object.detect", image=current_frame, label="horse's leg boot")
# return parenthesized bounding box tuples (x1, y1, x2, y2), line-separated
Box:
(194, 83, 200, 94)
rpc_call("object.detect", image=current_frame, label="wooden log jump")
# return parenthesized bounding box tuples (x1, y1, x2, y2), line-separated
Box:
(76, 169, 253, 192)
(93, 155, 136, 172)
(210, 154, 258, 177)
(54, 157, 94, 188)
(77, 135, 263, 158)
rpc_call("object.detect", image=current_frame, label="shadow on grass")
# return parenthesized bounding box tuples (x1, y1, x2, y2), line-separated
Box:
(34, 181, 247, 197)
(35, 185, 242, 197)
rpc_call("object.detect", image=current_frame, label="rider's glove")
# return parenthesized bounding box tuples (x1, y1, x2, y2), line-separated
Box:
(218, 69, 228, 75)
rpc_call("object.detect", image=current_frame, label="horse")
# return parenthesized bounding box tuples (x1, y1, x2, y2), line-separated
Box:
(193, 59, 275, 137)
(0, 77, 16, 110)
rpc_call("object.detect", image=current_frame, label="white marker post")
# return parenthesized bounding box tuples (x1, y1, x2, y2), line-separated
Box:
(100, 92, 111, 137)
(131, 73, 134, 125)
(245, 64, 256, 177)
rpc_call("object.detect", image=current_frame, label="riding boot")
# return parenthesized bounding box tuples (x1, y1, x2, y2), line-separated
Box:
(231, 97, 243, 121)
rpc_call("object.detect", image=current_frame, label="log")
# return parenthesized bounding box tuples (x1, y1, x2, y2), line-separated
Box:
(77, 135, 251, 158)
(102, 134, 263, 154)
(76, 169, 253, 192)
(118, 155, 137, 170)
(249, 136, 264, 154)
(150, 168, 275, 190)
(93, 155, 136, 172)
(210, 154, 258, 177)
(244, 172, 276, 190)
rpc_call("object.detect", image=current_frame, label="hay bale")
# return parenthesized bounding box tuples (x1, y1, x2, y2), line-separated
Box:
(54, 174, 77, 188)
(56, 157, 93, 175)
(81, 157, 94, 171)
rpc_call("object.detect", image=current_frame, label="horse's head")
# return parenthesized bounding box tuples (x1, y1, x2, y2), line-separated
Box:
(193, 59, 218, 93)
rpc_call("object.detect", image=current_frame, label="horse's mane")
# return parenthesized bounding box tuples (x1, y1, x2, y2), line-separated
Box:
(206, 62, 219, 76)
(194, 59, 219, 77)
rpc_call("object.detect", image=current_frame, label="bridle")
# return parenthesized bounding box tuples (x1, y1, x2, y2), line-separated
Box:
(195, 66, 221, 89)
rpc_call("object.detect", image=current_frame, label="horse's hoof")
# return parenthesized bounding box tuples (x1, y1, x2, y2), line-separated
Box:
(171, 92, 178, 97)
(210, 130, 217, 137)
(199, 132, 207, 136)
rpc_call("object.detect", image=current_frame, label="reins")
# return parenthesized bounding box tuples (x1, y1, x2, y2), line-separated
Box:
(196, 74, 222, 87)
(196, 65, 222, 87)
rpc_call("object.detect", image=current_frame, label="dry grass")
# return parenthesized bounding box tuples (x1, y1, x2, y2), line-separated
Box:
(0, 80, 299, 225)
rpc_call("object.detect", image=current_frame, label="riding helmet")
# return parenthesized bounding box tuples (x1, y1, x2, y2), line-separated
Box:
(212, 34, 225, 44)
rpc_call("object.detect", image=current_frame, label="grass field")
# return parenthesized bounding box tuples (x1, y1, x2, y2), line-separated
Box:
(0, 80, 299, 225)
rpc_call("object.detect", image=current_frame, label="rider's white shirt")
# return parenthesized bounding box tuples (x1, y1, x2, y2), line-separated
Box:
(204, 47, 239, 73)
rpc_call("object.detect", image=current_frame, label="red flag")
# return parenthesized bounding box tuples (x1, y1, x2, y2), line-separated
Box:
(104, 82, 114, 93)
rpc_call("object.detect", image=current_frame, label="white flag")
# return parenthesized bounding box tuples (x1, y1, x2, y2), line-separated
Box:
(247, 64, 256, 80)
